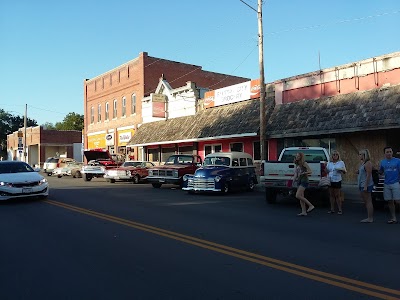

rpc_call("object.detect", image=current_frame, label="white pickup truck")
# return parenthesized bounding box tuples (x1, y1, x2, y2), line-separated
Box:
(260, 147, 330, 204)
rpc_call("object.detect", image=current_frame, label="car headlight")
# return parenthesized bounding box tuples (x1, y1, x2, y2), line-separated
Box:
(39, 178, 47, 185)
(0, 181, 12, 187)
(173, 170, 178, 177)
(126, 170, 131, 176)
(214, 175, 221, 182)
(183, 175, 188, 181)
(149, 170, 153, 176)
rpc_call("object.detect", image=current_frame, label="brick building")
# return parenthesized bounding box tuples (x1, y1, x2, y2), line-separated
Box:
(127, 51, 400, 183)
(84, 51, 250, 159)
(7, 126, 82, 166)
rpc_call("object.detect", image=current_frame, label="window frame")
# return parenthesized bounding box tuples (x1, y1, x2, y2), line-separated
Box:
(122, 96, 126, 117)
(113, 99, 117, 119)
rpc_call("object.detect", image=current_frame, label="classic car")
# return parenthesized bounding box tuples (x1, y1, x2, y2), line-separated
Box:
(146, 154, 202, 188)
(182, 152, 258, 194)
(104, 161, 155, 183)
(52, 162, 84, 178)
(81, 149, 124, 181)
(0, 161, 49, 201)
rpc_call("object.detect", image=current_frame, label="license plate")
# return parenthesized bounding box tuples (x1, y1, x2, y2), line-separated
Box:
(22, 188, 33, 194)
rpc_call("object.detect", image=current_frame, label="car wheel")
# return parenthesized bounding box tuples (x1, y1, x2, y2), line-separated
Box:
(221, 182, 230, 194)
(57, 175, 62, 178)
(152, 183, 162, 188)
(132, 175, 140, 184)
(265, 188, 277, 204)
(247, 179, 255, 192)
(47, 173, 52, 176)
(75, 171, 82, 178)
(83, 174, 92, 182)
(110, 179, 116, 183)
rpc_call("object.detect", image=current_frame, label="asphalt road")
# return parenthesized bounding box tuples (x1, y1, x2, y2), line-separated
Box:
(0, 175, 399, 300)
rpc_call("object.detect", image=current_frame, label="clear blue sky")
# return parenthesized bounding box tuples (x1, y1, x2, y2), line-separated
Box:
(1, 0, 399, 125)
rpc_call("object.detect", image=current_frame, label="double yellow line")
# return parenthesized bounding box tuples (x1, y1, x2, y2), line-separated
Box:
(46, 199, 400, 299)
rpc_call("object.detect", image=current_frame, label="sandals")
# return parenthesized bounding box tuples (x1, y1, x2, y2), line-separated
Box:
(327, 210, 335, 214)
(387, 220, 398, 224)
(297, 213, 307, 216)
(337, 211, 343, 215)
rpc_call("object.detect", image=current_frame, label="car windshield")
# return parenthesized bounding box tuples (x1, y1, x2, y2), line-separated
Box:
(204, 156, 230, 167)
(280, 150, 328, 162)
(0, 162, 34, 174)
(123, 162, 143, 167)
(46, 158, 59, 163)
(165, 155, 193, 165)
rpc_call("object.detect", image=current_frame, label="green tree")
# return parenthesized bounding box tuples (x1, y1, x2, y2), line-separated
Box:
(0, 108, 37, 155)
(42, 122, 56, 130)
(54, 112, 84, 131)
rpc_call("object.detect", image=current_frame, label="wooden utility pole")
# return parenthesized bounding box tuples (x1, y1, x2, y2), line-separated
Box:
(24, 104, 27, 162)
(258, 0, 266, 161)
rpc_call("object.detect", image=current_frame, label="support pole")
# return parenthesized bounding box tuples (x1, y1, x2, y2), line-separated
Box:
(24, 104, 27, 162)
(258, 0, 266, 161)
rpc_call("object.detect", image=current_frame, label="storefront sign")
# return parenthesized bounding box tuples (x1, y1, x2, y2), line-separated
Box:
(204, 79, 260, 109)
(87, 134, 106, 149)
(152, 102, 165, 118)
(117, 129, 135, 146)
(105, 133, 114, 146)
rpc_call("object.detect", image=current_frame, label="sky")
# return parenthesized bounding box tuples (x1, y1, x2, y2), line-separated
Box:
(0, 0, 399, 125)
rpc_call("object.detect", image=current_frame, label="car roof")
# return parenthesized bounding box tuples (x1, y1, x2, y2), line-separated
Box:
(205, 152, 253, 160)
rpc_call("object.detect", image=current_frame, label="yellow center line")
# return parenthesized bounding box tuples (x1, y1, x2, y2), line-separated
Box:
(45, 199, 400, 300)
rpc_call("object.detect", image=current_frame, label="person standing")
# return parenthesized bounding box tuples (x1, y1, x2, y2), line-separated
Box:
(326, 150, 347, 215)
(293, 152, 315, 216)
(379, 147, 400, 224)
(358, 149, 374, 223)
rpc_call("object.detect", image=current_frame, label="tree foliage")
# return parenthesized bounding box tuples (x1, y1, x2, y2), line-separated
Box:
(54, 112, 84, 131)
(0, 108, 37, 153)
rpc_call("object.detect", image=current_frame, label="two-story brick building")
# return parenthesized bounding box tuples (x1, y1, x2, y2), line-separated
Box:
(84, 51, 250, 159)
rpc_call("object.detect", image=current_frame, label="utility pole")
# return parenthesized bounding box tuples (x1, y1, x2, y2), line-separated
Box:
(240, 0, 267, 161)
(257, 0, 266, 161)
(24, 104, 27, 162)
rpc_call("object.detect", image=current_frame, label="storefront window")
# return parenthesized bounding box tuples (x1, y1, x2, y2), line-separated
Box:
(278, 138, 336, 155)
(205, 144, 222, 156)
(148, 148, 159, 163)
(230, 142, 243, 152)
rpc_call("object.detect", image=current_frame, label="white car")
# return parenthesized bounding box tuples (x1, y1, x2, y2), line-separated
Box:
(0, 161, 49, 201)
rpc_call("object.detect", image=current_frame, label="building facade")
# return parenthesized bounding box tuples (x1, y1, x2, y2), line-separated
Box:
(127, 51, 400, 183)
(7, 126, 82, 166)
(83, 51, 250, 160)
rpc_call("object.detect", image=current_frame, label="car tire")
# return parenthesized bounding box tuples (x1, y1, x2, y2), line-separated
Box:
(47, 173, 52, 176)
(57, 175, 62, 178)
(221, 182, 230, 194)
(109, 179, 116, 183)
(152, 183, 162, 188)
(265, 188, 277, 204)
(247, 179, 255, 192)
(83, 174, 92, 182)
(132, 175, 140, 184)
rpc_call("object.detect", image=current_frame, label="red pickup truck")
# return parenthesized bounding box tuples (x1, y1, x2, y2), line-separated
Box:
(81, 149, 124, 181)
(146, 154, 202, 188)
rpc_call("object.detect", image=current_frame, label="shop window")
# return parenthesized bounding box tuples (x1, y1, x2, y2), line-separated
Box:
(230, 142, 243, 152)
(178, 146, 193, 155)
(148, 148, 159, 163)
(161, 147, 175, 162)
(122, 97, 126, 117)
(204, 144, 222, 156)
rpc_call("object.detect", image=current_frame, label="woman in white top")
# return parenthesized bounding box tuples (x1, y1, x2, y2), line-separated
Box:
(326, 150, 347, 214)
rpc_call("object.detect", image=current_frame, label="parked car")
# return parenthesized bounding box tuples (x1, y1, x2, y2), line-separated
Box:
(52, 162, 84, 178)
(0, 161, 49, 201)
(81, 149, 124, 181)
(146, 154, 202, 188)
(182, 152, 258, 194)
(43, 157, 76, 176)
(104, 161, 155, 183)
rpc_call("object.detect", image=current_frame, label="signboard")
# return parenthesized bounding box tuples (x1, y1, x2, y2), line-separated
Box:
(152, 102, 165, 118)
(18, 137, 23, 151)
(204, 79, 261, 109)
(87, 134, 106, 149)
(152, 93, 166, 103)
(118, 130, 133, 146)
(105, 133, 114, 146)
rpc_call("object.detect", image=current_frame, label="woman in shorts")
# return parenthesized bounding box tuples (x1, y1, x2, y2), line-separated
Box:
(326, 150, 347, 214)
(357, 149, 374, 223)
(293, 152, 315, 216)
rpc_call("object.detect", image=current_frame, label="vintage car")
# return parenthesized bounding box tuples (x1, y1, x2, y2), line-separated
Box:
(81, 149, 124, 181)
(52, 162, 84, 178)
(146, 154, 202, 188)
(182, 152, 258, 194)
(104, 161, 155, 183)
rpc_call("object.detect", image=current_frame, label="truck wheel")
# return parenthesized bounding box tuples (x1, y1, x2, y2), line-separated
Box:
(132, 175, 140, 184)
(152, 183, 162, 188)
(83, 174, 92, 182)
(109, 179, 116, 183)
(265, 189, 277, 204)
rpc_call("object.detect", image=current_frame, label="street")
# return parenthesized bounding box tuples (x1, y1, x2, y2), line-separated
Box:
(0, 176, 399, 300)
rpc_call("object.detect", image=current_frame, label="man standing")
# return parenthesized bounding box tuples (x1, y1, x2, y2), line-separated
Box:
(379, 147, 400, 224)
